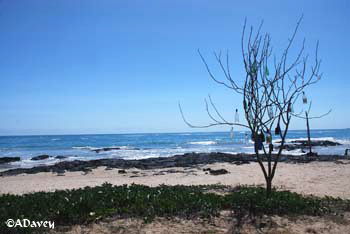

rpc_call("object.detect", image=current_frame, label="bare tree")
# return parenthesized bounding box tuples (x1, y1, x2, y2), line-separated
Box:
(179, 17, 323, 196)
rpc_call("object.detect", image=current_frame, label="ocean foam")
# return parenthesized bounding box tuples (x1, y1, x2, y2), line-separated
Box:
(72, 146, 99, 150)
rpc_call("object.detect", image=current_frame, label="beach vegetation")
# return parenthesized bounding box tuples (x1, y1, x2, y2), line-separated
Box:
(1, 183, 349, 233)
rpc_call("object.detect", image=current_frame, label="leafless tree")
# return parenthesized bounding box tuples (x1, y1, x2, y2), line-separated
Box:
(179, 17, 323, 195)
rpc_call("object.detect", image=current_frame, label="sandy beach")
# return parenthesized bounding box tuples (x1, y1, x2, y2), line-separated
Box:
(1, 161, 350, 199)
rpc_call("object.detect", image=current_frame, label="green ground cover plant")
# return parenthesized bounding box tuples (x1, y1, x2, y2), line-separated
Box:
(1, 183, 349, 233)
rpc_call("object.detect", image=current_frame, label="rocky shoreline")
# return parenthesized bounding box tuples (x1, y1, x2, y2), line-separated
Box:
(0, 157, 20, 164)
(276, 140, 341, 151)
(1, 152, 349, 177)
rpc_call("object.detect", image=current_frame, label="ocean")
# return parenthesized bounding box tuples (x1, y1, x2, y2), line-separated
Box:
(1, 129, 350, 169)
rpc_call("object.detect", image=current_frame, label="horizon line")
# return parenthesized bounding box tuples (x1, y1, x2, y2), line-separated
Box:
(0, 128, 348, 137)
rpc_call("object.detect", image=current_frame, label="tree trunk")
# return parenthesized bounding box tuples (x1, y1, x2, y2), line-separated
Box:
(266, 177, 272, 197)
(306, 111, 312, 154)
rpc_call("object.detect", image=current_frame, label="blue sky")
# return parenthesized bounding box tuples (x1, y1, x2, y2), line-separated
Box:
(0, 0, 349, 135)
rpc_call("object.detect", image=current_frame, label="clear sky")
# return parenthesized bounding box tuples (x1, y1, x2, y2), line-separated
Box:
(0, 0, 349, 135)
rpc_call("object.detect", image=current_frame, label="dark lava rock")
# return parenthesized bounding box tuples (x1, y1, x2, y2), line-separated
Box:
(259, 222, 267, 228)
(161, 169, 184, 174)
(277, 140, 341, 151)
(291, 140, 341, 147)
(306, 152, 318, 157)
(93, 147, 120, 153)
(209, 169, 229, 175)
(31, 155, 50, 161)
(55, 155, 67, 159)
(118, 169, 127, 174)
(203, 167, 229, 175)
(56, 169, 65, 176)
(279, 144, 300, 151)
(82, 168, 92, 175)
(0, 157, 20, 164)
(92, 147, 140, 153)
(1, 152, 349, 177)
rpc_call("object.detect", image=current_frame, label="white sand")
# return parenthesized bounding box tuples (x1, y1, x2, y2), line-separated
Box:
(1, 161, 350, 198)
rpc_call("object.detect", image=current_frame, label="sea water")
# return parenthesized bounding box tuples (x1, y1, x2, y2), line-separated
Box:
(0, 129, 349, 169)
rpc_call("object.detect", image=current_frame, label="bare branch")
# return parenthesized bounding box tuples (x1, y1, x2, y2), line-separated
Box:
(179, 102, 249, 129)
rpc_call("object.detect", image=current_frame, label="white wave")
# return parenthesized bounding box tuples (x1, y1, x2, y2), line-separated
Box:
(72, 146, 99, 150)
(221, 151, 239, 155)
(243, 146, 254, 149)
(9, 155, 87, 169)
(280, 149, 304, 156)
(334, 139, 350, 145)
(11, 158, 59, 168)
(118, 146, 137, 150)
(189, 141, 217, 145)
